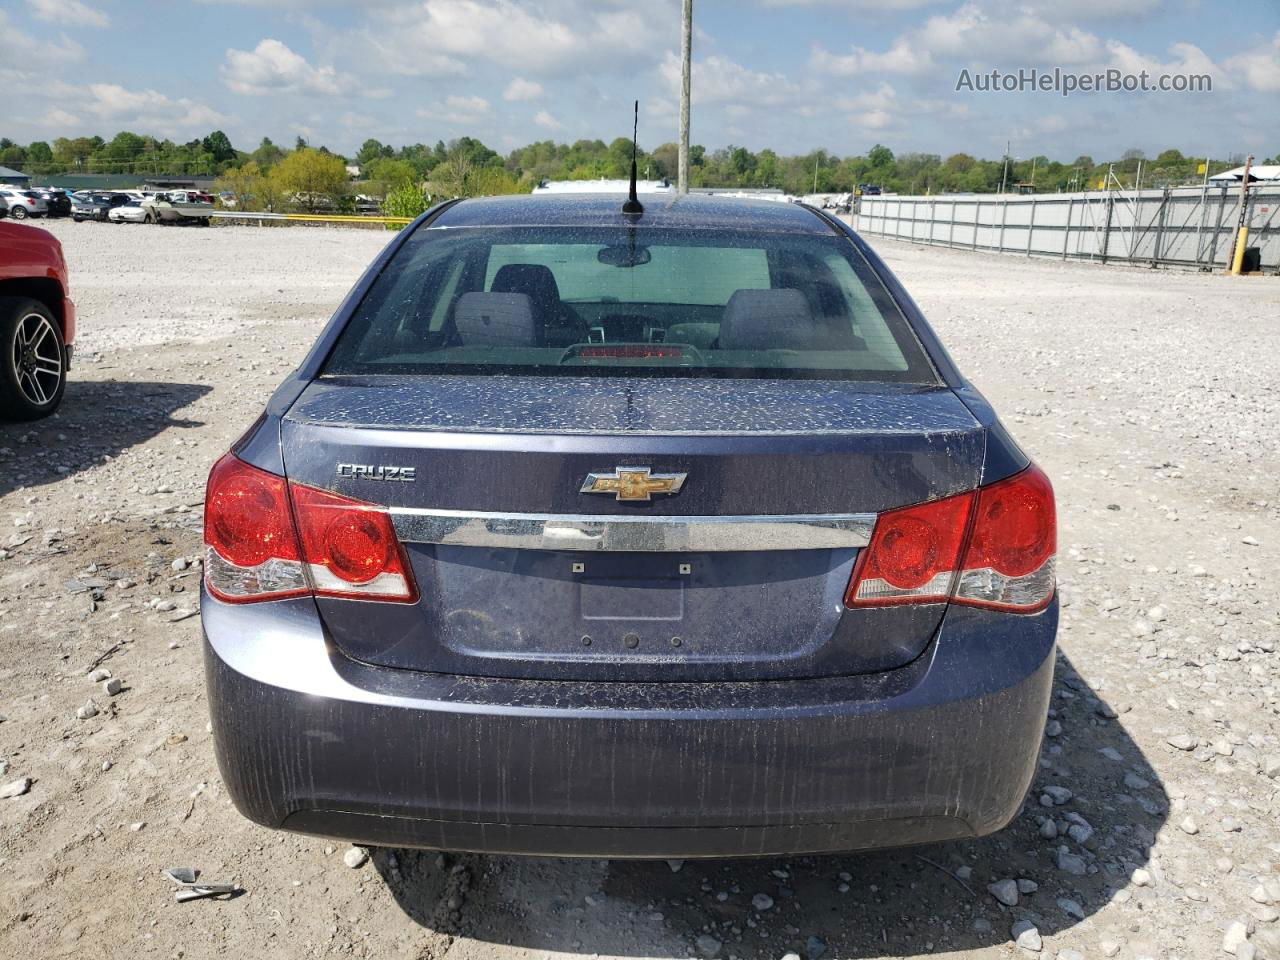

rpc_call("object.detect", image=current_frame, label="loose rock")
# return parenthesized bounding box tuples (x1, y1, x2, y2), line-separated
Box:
(988, 879, 1020, 906)
(1, 777, 32, 799)
(1011, 919, 1042, 953)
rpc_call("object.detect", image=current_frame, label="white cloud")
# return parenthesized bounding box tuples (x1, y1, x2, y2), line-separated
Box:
(534, 109, 563, 130)
(357, 0, 673, 77)
(912, 4, 1104, 65)
(447, 94, 489, 113)
(0, 12, 85, 63)
(42, 107, 81, 127)
(765, 0, 1162, 15)
(418, 94, 491, 126)
(1015, 0, 1165, 20)
(221, 38, 344, 96)
(811, 38, 931, 76)
(85, 83, 231, 128)
(28, 0, 110, 28)
(1224, 31, 1280, 92)
(761, 0, 945, 8)
(810, 1, 1210, 82)
(660, 52, 800, 108)
(1102, 39, 1227, 89)
(43, 32, 86, 62)
(503, 77, 544, 101)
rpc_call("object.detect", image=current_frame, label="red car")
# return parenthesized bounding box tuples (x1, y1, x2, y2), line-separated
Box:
(0, 220, 76, 419)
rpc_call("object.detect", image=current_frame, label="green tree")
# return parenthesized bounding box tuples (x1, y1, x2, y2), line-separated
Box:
(201, 130, 236, 166)
(26, 141, 53, 168)
(251, 137, 285, 168)
(355, 138, 393, 169)
(272, 147, 349, 211)
(362, 156, 418, 196)
(382, 182, 431, 223)
(867, 144, 894, 169)
(104, 131, 146, 164)
(217, 161, 263, 208)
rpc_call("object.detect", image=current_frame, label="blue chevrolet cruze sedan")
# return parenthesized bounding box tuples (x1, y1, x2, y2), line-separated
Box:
(202, 193, 1057, 858)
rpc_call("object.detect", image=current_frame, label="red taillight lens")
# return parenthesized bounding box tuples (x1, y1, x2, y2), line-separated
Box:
(844, 491, 973, 606)
(204, 454, 307, 603)
(290, 484, 416, 601)
(203, 453, 417, 604)
(845, 464, 1056, 614)
(953, 465, 1055, 612)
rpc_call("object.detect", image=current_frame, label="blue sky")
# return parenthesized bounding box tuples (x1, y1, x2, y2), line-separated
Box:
(1, 0, 1277, 161)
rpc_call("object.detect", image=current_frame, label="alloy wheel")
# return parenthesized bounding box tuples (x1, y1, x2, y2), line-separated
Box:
(11, 312, 63, 407)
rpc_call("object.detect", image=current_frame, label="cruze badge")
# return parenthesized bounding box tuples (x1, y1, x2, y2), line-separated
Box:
(337, 463, 417, 482)
(581, 467, 686, 502)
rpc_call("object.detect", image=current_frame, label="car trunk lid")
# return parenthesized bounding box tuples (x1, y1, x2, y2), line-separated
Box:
(280, 374, 986, 681)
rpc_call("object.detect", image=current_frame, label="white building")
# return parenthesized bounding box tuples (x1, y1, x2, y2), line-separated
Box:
(1208, 164, 1280, 184)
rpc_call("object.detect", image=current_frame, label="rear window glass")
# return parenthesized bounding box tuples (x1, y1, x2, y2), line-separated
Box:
(324, 223, 937, 382)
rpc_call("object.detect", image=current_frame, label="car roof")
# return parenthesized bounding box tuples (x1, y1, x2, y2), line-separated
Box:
(431, 193, 834, 236)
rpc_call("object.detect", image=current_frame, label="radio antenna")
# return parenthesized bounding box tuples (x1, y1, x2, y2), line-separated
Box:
(622, 100, 644, 216)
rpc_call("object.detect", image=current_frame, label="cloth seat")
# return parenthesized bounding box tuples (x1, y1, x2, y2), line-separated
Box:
(454, 292, 539, 346)
(718, 289, 819, 351)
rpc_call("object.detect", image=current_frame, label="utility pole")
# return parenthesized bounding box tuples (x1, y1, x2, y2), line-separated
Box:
(813, 154, 820, 194)
(678, 0, 693, 195)
(1000, 140, 1011, 194)
(1227, 154, 1254, 275)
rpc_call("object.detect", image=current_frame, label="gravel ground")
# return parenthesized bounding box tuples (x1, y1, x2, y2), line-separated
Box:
(2, 218, 1279, 960)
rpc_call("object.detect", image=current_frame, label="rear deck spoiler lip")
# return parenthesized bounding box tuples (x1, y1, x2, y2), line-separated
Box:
(390, 508, 876, 552)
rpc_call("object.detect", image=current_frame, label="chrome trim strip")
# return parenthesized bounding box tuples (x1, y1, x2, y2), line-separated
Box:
(390, 509, 876, 553)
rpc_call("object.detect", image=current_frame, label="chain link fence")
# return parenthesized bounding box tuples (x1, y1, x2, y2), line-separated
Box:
(854, 185, 1280, 271)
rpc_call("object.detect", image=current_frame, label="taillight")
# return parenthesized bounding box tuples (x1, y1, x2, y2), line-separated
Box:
(844, 492, 973, 606)
(846, 464, 1055, 614)
(204, 453, 417, 604)
(290, 484, 417, 602)
(953, 465, 1056, 612)
(204, 454, 307, 603)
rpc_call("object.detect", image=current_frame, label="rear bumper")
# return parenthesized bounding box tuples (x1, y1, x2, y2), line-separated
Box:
(203, 593, 1056, 858)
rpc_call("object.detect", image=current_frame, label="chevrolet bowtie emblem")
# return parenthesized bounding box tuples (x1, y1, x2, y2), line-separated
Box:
(581, 467, 687, 502)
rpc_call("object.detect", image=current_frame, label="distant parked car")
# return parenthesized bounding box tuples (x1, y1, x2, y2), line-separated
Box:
(107, 199, 150, 224)
(72, 192, 129, 222)
(0, 220, 76, 419)
(31, 187, 72, 218)
(0, 188, 48, 220)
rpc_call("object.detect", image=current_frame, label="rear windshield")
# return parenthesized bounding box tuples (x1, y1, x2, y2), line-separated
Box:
(323, 223, 937, 382)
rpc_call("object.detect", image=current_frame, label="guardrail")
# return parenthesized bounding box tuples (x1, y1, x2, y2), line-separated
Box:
(855, 186, 1280, 271)
(207, 210, 414, 226)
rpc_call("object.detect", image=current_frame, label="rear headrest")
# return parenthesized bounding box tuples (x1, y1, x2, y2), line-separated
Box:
(454, 292, 539, 347)
(718, 288, 817, 351)
(492, 263, 561, 305)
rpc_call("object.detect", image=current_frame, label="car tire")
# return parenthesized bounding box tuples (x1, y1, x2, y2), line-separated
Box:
(10, 205, 27, 220)
(0, 297, 67, 421)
